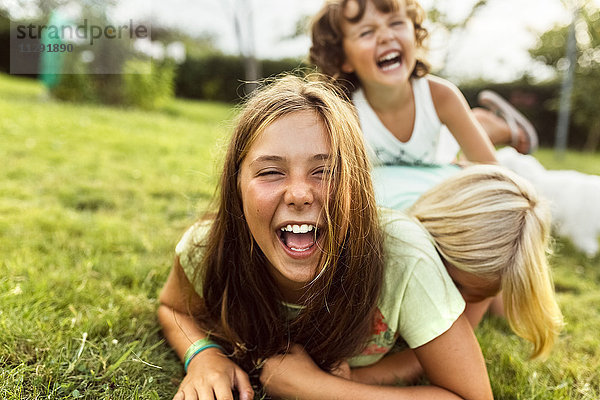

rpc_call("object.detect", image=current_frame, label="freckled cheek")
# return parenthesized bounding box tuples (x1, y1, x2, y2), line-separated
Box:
(317, 179, 333, 203)
(244, 183, 279, 224)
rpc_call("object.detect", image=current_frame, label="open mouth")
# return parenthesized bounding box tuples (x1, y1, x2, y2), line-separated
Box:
(377, 51, 403, 72)
(277, 224, 322, 253)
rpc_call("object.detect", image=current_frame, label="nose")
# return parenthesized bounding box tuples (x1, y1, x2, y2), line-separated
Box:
(377, 25, 394, 43)
(284, 176, 314, 209)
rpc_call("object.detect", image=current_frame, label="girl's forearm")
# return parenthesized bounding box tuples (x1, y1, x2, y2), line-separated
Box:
(157, 303, 211, 361)
(261, 347, 482, 400)
(351, 350, 423, 385)
(295, 373, 465, 400)
(158, 258, 218, 361)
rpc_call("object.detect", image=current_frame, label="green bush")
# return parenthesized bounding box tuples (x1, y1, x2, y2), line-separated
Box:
(174, 53, 306, 103)
(174, 53, 244, 102)
(49, 72, 97, 103)
(49, 59, 175, 110)
(122, 60, 175, 110)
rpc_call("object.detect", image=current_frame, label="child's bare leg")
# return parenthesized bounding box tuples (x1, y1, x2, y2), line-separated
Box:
(475, 90, 539, 154)
(473, 107, 531, 154)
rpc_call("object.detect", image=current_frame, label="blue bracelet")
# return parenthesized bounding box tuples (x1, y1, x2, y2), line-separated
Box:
(183, 339, 225, 372)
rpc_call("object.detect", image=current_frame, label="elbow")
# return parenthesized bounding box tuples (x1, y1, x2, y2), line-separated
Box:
(464, 386, 494, 400)
(157, 303, 173, 330)
(479, 392, 494, 400)
(451, 391, 492, 400)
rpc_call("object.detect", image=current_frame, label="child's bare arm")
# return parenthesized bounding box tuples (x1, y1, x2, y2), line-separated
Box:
(158, 257, 254, 400)
(428, 76, 498, 164)
(260, 314, 493, 400)
(350, 349, 424, 386)
(351, 296, 498, 386)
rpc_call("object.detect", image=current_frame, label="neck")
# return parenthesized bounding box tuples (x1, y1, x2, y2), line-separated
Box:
(276, 279, 308, 304)
(361, 78, 413, 113)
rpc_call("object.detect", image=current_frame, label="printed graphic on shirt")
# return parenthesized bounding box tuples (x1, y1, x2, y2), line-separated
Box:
(360, 307, 398, 355)
(373, 147, 438, 167)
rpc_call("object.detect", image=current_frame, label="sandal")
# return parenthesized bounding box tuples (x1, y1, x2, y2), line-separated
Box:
(478, 90, 538, 154)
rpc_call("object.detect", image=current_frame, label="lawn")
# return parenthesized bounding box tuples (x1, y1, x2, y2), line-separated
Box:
(1, 73, 599, 399)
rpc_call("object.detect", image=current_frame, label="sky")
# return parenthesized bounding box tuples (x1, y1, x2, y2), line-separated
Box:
(2, 0, 591, 82)
(112, 0, 580, 82)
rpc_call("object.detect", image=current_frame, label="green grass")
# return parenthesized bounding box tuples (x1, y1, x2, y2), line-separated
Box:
(535, 149, 600, 176)
(1, 73, 599, 399)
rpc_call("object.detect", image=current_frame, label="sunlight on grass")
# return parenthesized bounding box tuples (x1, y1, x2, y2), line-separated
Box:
(535, 149, 600, 176)
(1, 73, 232, 398)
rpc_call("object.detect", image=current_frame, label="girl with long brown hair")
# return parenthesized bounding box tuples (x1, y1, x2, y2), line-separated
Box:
(158, 75, 492, 399)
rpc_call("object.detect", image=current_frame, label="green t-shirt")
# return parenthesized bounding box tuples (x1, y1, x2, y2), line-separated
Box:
(175, 208, 465, 368)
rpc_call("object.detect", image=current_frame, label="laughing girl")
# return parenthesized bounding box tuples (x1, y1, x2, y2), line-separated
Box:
(158, 75, 492, 400)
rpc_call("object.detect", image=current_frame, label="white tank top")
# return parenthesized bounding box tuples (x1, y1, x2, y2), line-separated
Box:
(352, 77, 458, 166)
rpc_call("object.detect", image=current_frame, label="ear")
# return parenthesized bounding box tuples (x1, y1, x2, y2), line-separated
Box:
(341, 60, 354, 74)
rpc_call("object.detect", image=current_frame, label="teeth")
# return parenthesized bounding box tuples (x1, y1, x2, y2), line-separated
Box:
(378, 51, 400, 63)
(290, 247, 310, 252)
(280, 224, 317, 233)
(381, 62, 400, 71)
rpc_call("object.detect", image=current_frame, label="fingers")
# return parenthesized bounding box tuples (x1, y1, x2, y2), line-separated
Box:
(233, 367, 255, 400)
(197, 386, 218, 400)
(212, 379, 236, 400)
(179, 384, 204, 400)
(331, 360, 351, 379)
(173, 391, 184, 400)
(175, 373, 249, 400)
(174, 386, 228, 400)
(174, 354, 252, 400)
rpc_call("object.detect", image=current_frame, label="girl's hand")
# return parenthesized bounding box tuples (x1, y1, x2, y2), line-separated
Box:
(260, 344, 327, 399)
(331, 360, 351, 380)
(174, 347, 254, 400)
(350, 350, 423, 386)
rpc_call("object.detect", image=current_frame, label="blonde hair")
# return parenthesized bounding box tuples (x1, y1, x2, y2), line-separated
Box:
(408, 165, 563, 359)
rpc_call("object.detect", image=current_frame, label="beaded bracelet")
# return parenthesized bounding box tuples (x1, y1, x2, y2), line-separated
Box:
(183, 338, 225, 373)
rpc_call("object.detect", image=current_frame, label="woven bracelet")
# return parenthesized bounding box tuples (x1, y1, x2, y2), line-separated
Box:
(183, 338, 225, 373)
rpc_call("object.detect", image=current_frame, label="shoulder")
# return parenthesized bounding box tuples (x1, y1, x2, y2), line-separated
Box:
(379, 208, 434, 252)
(378, 208, 440, 268)
(425, 75, 469, 123)
(378, 208, 446, 291)
(175, 220, 212, 255)
(426, 75, 462, 104)
(377, 208, 466, 348)
(175, 219, 213, 287)
(351, 87, 367, 108)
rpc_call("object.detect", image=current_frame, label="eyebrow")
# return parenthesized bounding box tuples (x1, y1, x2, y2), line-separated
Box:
(249, 154, 330, 166)
(313, 153, 331, 161)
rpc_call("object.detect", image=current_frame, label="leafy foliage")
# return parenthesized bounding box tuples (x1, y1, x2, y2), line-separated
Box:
(175, 54, 306, 102)
(530, 5, 600, 151)
(122, 60, 175, 110)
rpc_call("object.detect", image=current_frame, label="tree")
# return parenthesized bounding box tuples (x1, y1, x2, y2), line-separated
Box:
(530, 2, 600, 152)
(223, 0, 260, 94)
